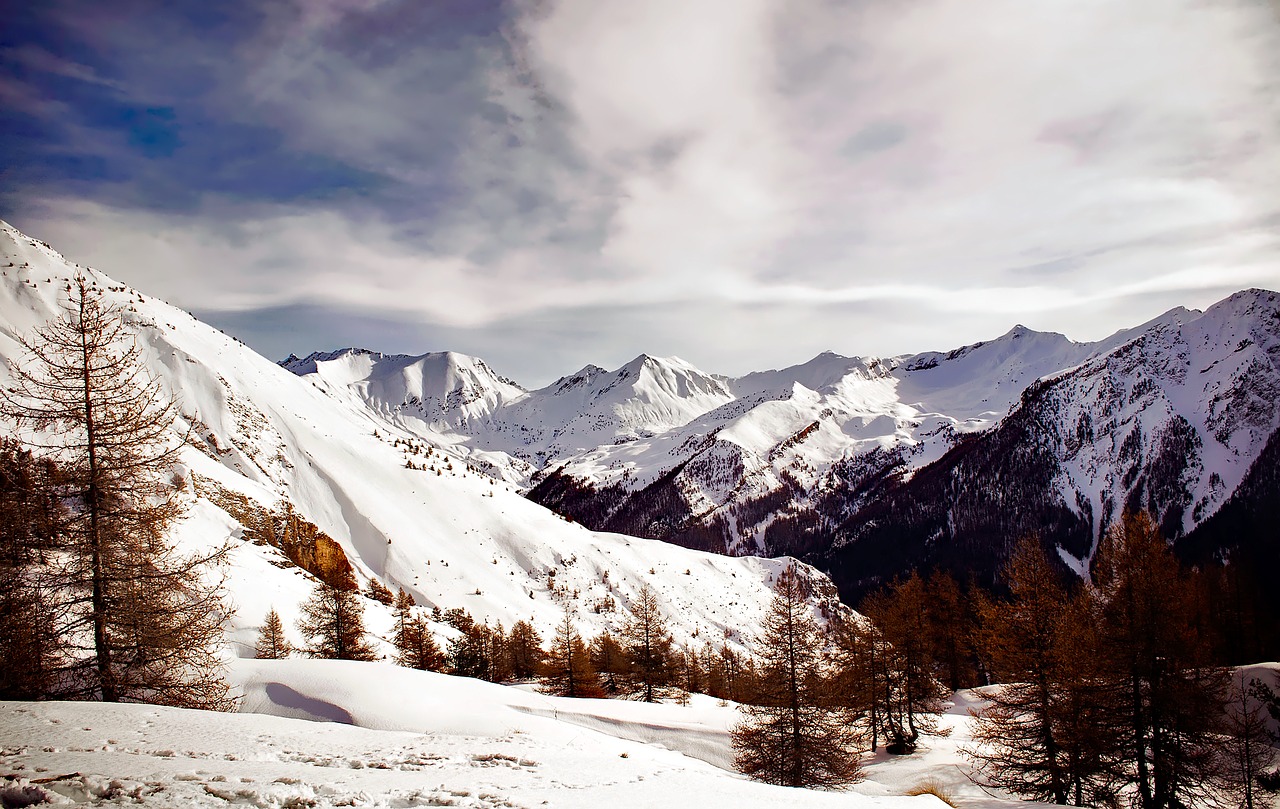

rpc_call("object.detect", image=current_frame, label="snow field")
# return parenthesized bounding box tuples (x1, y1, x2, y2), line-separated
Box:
(1, 659, 1000, 808)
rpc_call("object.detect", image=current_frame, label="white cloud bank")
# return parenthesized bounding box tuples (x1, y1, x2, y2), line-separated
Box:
(15, 0, 1280, 381)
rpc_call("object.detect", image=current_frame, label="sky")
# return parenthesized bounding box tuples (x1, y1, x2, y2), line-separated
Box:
(2, 0, 1279, 387)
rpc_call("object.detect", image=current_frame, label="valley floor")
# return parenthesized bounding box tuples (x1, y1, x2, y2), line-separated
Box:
(0, 660, 1035, 809)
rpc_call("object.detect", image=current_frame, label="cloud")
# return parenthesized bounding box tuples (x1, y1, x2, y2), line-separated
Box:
(3, 0, 1279, 383)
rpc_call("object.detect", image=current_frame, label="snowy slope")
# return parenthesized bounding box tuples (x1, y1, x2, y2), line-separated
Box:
(289, 348, 737, 481)
(1038, 289, 1280, 549)
(280, 348, 527, 432)
(0, 221, 842, 657)
(280, 290, 1280, 563)
(820, 288, 1280, 598)
(0, 658, 1037, 809)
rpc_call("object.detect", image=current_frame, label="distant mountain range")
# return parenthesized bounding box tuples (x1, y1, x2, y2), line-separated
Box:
(0, 221, 841, 657)
(5, 218, 1274, 621)
(280, 290, 1280, 600)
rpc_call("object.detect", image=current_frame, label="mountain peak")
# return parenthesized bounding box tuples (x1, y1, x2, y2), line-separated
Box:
(1211, 287, 1280, 316)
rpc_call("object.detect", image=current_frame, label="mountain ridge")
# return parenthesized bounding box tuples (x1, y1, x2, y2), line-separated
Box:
(274, 284, 1280, 603)
(0, 219, 845, 659)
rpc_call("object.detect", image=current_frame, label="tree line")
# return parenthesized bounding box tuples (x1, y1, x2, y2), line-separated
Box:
(727, 512, 1280, 807)
(258, 576, 756, 706)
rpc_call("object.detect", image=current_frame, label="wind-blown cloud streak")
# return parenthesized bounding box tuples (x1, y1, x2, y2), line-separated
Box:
(2, 0, 1278, 384)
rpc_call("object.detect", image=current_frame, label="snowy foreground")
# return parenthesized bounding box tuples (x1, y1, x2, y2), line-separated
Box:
(0, 660, 1027, 809)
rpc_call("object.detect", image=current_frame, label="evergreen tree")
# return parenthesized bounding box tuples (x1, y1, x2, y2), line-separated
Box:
(541, 606, 602, 698)
(297, 571, 378, 661)
(622, 584, 674, 701)
(255, 608, 293, 660)
(732, 565, 863, 788)
(2, 276, 231, 708)
(445, 620, 510, 681)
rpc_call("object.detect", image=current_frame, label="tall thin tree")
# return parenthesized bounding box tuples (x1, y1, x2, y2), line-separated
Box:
(861, 572, 949, 753)
(968, 536, 1121, 805)
(255, 607, 293, 660)
(1095, 511, 1227, 809)
(622, 584, 674, 702)
(3, 276, 231, 708)
(297, 570, 378, 661)
(541, 606, 601, 698)
(733, 565, 863, 788)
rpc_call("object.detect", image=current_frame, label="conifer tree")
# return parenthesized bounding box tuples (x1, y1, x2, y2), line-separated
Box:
(541, 606, 602, 698)
(297, 571, 378, 661)
(861, 572, 949, 753)
(255, 608, 293, 660)
(398, 618, 444, 671)
(967, 536, 1121, 805)
(718, 642, 751, 703)
(590, 629, 628, 695)
(0, 439, 62, 699)
(831, 614, 892, 753)
(622, 584, 674, 701)
(733, 565, 863, 788)
(924, 570, 979, 690)
(2, 276, 232, 708)
(508, 620, 544, 680)
(1219, 673, 1278, 809)
(702, 641, 728, 701)
(447, 622, 495, 679)
(392, 588, 415, 649)
(1095, 511, 1227, 809)
(366, 578, 394, 606)
(485, 622, 513, 683)
(391, 589, 444, 671)
(676, 644, 703, 699)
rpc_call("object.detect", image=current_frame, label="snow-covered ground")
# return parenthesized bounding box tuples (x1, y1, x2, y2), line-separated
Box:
(0, 660, 1026, 809)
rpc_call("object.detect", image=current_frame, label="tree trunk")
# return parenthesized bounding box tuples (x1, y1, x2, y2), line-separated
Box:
(80, 312, 115, 703)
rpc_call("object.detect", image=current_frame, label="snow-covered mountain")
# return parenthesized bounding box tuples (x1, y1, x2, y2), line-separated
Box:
(279, 284, 1278, 601)
(0, 221, 844, 657)
(818, 288, 1280, 597)
(287, 329, 1118, 549)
